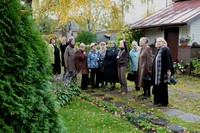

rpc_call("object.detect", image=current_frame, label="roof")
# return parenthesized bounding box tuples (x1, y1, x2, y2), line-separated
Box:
(131, 0, 200, 29)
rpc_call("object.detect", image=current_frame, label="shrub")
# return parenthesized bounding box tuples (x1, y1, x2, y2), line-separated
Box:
(76, 30, 96, 45)
(52, 82, 81, 107)
(191, 58, 200, 76)
(116, 25, 144, 49)
(0, 0, 65, 132)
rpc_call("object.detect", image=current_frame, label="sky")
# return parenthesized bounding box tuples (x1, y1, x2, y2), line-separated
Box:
(125, 0, 173, 24)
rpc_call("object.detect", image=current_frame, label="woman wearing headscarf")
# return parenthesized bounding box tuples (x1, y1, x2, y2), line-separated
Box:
(152, 37, 174, 106)
(64, 38, 77, 80)
(103, 41, 119, 90)
(116, 40, 129, 93)
(75, 43, 88, 90)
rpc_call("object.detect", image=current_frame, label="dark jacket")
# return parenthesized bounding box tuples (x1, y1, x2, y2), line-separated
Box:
(117, 42, 129, 67)
(104, 47, 119, 82)
(53, 45, 61, 74)
(75, 49, 88, 74)
(152, 46, 174, 85)
(60, 42, 68, 66)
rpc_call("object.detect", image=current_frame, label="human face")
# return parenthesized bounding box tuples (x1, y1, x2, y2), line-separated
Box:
(80, 46, 85, 51)
(132, 44, 137, 50)
(155, 39, 164, 48)
(110, 42, 115, 47)
(62, 38, 66, 44)
(51, 39, 56, 44)
(91, 45, 96, 51)
(139, 38, 146, 47)
(70, 40, 75, 45)
(119, 41, 124, 48)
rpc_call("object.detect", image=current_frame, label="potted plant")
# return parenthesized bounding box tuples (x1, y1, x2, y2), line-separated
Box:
(179, 35, 191, 46)
(173, 60, 189, 74)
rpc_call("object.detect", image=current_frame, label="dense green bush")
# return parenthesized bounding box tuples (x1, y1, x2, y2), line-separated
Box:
(116, 25, 143, 49)
(76, 30, 96, 45)
(191, 58, 200, 76)
(0, 0, 65, 132)
(52, 82, 81, 107)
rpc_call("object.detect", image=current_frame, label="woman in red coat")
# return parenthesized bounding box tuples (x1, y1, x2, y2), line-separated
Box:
(75, 43, 88, 90)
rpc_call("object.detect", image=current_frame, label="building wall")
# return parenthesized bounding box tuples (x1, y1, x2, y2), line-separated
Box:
(190, 18, 200, 44)
(143, 28, 164, 45)
(179, 25, 190, 45)
(96, 32, 116, 43)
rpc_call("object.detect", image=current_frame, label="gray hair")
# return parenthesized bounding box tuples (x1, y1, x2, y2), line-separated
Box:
(132, 41, 138, 46)
(141, 37, 149, 44)
(79, 43, 85, 47)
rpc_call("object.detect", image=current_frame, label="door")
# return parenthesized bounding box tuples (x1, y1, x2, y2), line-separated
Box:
(164, 27, 179, 62)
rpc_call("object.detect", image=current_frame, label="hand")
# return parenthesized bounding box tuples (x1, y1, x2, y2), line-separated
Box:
(116, 56, 119, 59)
(167, 71, 171, 76)
(96, 58, 99, 61)
(83, 52, 86, 55)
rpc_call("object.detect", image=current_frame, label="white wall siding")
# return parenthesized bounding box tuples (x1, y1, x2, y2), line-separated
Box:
(143, 28, 164, 45)
(190, 18, 200, 45)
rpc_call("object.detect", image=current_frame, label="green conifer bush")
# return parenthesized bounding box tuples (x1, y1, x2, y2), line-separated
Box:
(0, 0, 65, 132)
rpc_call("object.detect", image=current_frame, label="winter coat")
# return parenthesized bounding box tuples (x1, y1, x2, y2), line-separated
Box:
(87, 50, 103, 69)
(152, 46, 174, 85)
(129, 47, 141, 72)
(64, 45, 77, 71)
(60, 42, 68, 66)
(75, 49, 88, 74)
(53, 45, 61, 75)
(104, 47, 119, 82)
(136, 45, 153, 88)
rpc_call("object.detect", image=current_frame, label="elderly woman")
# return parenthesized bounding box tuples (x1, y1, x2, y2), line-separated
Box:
(104, 41, 119, 90)
(129, 41, 141, 91)
(64, 38, 77, 80)
(99, 42, 107, 87)
(152, 38, 174, 106)
(137, 37, 153, 99)
(87, 43, 103, 89)
(75, 43, 88, 90)
(117, 40, 129, 93)
(50, 38, 61, 81)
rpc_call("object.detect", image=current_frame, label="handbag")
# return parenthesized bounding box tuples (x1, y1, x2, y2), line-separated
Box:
(127, 72, 135, 81)
(164, 75, 177, 85)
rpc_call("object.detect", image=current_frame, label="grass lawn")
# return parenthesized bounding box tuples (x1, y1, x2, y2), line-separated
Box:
(59, 98, 142, 133)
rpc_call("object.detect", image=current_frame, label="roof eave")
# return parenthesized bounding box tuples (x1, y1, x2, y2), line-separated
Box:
(131, 23, 188, 30)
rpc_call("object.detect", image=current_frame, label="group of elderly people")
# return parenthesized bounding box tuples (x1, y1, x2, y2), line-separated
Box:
(49, 36, 174, 107)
